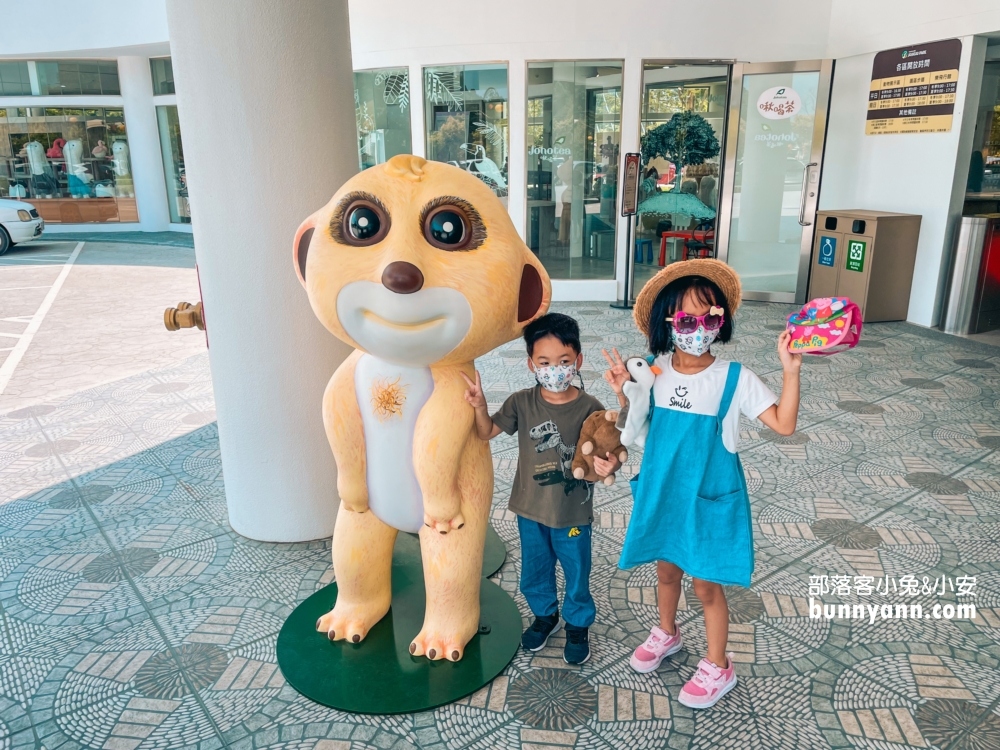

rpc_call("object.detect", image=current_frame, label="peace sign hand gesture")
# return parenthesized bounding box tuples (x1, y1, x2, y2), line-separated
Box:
(460, 370, 487, 410)
(602, 348, 630, 395)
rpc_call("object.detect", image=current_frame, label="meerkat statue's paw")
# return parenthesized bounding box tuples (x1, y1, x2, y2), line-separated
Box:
(315, 598, 388, 644)
(409, 618, 478, 662)
(423, 510, 465, 535)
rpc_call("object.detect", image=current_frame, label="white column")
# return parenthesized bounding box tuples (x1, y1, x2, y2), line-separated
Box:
(409, 63, 426, 158)
(507, 59, 527, 240)
(617, 57, 643, 300)
(118, 55, 171, 231)
(165, 0, 357, 541)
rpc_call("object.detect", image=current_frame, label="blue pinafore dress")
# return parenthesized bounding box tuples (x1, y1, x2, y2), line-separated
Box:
(620, 361, 754, 587)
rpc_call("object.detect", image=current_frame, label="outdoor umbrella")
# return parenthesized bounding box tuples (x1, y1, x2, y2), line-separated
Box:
(637, 191, 716, 220)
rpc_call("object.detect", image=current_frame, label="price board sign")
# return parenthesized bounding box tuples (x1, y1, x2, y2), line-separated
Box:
(621, 152, 641, 217)
(867, 39, 961, 135)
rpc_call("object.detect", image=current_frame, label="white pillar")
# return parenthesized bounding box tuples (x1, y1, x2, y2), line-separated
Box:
(507, 59, 527, 241)
(165, 0, 358, 541)
(409, 63, 426, 158)
(617, 58, 643, 300)
(118, 55, 171, 231)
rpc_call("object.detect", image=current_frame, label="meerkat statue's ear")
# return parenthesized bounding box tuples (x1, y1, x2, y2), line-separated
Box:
(293, 216, 317, 286)
(517, 263, 546, 323)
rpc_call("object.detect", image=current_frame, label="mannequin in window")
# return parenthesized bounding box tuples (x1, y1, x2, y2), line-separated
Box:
(112, 140, 134, 197)
(47, 138, 66, 159)
(25, 141, 58, 198)
(65, 140, 93, 198)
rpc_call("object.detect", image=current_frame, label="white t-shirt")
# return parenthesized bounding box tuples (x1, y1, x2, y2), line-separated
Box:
(651, 355, 778, 453)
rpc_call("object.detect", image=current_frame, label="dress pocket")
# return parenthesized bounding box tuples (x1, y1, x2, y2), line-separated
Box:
(691, 488, 748, 549)
(697, 488, 744, 504)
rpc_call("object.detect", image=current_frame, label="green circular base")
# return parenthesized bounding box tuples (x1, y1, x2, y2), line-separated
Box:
(483, 525, 507, 578)
(277, 531, 521, 714)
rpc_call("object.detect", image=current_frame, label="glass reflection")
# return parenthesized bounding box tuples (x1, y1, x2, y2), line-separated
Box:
(354, 67, 412, 170)
(424, 64, 509, 205)
(526, 61, 622, 280)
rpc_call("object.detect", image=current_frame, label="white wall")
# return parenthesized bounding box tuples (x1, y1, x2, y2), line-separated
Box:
(819, 36, 989, 327)
(827, 1, 1000, 58)
(349, 0, 834, 67)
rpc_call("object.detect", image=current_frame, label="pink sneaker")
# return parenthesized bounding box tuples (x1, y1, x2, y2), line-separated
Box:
(678, 655, 737, 709)
(629, 626, 683, 673)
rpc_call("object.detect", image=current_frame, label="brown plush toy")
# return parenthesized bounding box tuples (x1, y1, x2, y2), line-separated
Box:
(572, 410, 628, 486)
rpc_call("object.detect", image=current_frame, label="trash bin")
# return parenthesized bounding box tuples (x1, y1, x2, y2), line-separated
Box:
(943, 215, 1000, 334)
(808, 210, 921, 322)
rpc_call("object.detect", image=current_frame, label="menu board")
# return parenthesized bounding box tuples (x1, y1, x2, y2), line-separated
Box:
(866, 39, 962, 135)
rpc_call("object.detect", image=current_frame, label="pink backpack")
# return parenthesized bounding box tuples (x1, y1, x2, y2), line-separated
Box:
(786, 297, 863, 355)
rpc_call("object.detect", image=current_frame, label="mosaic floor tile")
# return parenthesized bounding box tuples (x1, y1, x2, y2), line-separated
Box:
(1, 302, 999, 749)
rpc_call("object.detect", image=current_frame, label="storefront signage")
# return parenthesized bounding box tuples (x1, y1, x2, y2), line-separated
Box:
(866, 38, 962, 135)
(622, 152, 640, 216)
(846, 239, 867, 272)
(756, 86, 802, 119)
(528, 136, 571, 162)
(818, 236, 837, 267)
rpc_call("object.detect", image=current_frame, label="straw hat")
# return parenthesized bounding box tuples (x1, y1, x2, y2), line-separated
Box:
(633, 259, 742, 337)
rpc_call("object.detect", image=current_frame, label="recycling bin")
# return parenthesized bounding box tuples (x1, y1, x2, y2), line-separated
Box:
(808, 210, 921, 323)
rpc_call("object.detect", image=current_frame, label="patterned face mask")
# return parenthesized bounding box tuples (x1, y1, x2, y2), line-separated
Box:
(533, 363, 578, 393)
(672, 325, 719, 357)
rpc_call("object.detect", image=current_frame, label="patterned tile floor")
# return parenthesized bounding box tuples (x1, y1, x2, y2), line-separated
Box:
(1, 301, 1000, 750)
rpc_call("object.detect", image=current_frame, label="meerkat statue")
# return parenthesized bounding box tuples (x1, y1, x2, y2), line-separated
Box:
(294, 155, 551, 661)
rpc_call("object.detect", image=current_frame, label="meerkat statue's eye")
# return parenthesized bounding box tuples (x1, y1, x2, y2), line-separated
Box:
(424, 206, 470, 250)
(338, 199, 389, 246)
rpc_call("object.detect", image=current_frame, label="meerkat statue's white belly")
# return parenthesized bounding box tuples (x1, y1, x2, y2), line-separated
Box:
(354, 354, 434, 533)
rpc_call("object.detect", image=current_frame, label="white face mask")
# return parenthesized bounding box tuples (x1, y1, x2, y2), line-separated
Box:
(533, 363, 578, 393)
(672, 326, 719, 357)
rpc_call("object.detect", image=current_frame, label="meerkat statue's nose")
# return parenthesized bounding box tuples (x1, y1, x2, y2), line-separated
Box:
(381, 261, 424, 294)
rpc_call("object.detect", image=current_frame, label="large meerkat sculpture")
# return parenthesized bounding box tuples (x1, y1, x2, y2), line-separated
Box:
(294, 155, 551, 661)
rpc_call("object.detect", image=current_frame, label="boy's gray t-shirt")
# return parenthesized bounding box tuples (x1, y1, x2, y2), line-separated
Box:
(491, 386, 605, 528)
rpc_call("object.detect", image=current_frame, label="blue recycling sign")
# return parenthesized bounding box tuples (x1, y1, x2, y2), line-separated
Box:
(818, 236, 836, 267)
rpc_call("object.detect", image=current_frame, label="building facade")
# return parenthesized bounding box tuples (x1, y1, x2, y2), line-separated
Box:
(1, 0, 999, 326)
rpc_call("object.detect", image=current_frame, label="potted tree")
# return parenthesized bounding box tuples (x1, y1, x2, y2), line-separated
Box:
(640, 111, 720, 191)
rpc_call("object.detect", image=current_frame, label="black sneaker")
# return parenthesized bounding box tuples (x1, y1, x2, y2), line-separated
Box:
(564, 625, 590, 664)
(521, 612, 562, 651)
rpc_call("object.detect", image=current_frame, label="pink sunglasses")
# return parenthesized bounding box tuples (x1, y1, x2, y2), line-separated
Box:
(666, 306, 725, 334)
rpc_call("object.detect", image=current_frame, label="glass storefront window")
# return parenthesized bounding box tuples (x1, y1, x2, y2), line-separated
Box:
(35, 61, 120, 96)
(354, 67, 411, 170)
(424, 64, 508, 205)
(526, 61, 622, 280)
(156, 105, 189, 224)
(150, 58, 175, 96)
(0, 62, 31, 96)
(0, 106, 136, 223)
(635, 63, 729, 291)
(964, 60, 1000, 214)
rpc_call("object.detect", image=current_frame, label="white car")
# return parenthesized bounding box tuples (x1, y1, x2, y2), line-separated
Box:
(0, 198, 45, 255)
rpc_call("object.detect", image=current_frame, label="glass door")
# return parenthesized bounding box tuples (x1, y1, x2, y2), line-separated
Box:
(632, 62, 732, 296)
(717, 60, 833, 303)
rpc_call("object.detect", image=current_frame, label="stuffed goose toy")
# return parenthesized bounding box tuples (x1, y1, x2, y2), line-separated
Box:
(618, 356, 661, 448)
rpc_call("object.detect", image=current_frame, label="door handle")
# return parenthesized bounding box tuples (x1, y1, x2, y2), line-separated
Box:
(798, 162, 818, 227)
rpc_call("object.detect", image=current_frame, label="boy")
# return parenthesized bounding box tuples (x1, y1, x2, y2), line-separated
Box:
(462, 313, 621, 664)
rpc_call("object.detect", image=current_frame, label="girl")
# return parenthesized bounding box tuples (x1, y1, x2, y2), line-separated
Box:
(603, 259, 801, 709)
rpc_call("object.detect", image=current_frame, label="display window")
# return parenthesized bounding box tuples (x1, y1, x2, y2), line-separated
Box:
(423, 64, 509, 206)
(0, 106, 136, 223)
(354, 67, 412, 170)
(526, 61, 622, 280)
(156, 105, 189, 224)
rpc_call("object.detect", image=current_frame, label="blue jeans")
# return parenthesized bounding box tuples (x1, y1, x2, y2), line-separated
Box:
(517, 516, 596, 628)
